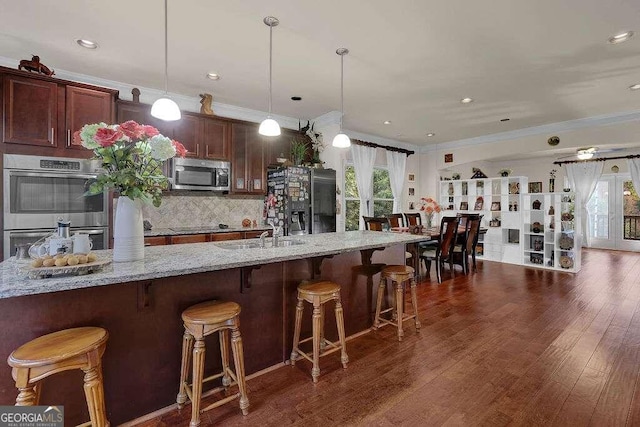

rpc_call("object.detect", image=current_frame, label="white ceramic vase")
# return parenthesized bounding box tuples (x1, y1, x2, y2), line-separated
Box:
(113, 196, 144, 262)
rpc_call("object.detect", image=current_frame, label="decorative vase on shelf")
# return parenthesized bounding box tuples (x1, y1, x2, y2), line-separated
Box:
(113, 197, 144, 262)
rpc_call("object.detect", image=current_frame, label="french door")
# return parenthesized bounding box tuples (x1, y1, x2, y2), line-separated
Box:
(587, 175, 640, 251)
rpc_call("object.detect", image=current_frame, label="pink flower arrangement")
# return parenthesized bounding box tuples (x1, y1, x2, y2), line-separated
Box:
(420, 197, 441, 227)
(420, 197, 442, 214)
(75, 120, 187, 207)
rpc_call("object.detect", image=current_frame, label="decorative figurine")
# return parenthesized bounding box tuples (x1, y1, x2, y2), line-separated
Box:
(199, 93, 214, 115)
(18, 55, 54, 76)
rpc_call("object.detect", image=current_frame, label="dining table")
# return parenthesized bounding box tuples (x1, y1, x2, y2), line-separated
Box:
(390, 225, 487, 280)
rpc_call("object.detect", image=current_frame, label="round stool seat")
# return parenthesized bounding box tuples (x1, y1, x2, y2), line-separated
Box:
(8, 327, 108, 368)
(381, 265, 415, 281)
(298, 281, 340, 297)
(182, 301, 241, 325)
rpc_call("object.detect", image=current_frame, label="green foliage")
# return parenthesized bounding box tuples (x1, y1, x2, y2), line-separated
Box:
(290, 137, 309, 166)
(344, 165, 394, 231)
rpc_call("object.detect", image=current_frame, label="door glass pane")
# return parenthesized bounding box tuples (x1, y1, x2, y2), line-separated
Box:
(344, 166, 359, 198)
(587, 181, 609, 239)
(623, 180, 640, 240)
(345, 200, 360, 231)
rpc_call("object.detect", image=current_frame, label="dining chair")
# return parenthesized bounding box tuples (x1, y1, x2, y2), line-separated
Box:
(404, 213, 422, 227)
(363, 216, 389, 231)
(420, 216, 460, 283)
(387, 213, 405, 228)
(452, 215, 482, 274)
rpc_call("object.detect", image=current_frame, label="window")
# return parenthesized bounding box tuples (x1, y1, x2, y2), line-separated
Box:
(344, 165, 394, 231)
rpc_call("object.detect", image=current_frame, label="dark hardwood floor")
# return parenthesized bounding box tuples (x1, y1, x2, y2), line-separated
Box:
(132, 249, 640, 426)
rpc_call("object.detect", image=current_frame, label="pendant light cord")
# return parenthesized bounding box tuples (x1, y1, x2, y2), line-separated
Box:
(163, 0, 169, 94)
(268, 24, 273, 116)
(340, 53, 344, 131)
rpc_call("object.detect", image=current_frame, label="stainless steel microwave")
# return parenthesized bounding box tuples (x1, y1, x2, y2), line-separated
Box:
(170, 157, 231, 191)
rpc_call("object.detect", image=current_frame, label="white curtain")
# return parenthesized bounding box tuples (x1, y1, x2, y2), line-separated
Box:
(351, 144, 377, 230)
(566, 162, 604, 247)
(386, 151, 407, 213)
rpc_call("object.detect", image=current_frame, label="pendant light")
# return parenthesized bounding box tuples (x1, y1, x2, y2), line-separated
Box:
(332, 48, 350, 148)
(259, 16, 281, 136)
(151, 0, 181, 121)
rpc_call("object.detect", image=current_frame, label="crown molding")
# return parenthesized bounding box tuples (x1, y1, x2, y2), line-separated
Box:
(311, 111, 343, 128)
(0, 55, 300, 130)
(434, 109, 640, 151)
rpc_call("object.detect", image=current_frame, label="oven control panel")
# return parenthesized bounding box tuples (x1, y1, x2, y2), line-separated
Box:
(40, 160, 81, 170)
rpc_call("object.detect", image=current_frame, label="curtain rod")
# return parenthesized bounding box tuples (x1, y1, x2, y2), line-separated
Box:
(352, 139, 415, 156)
(553, 153, 640, 166)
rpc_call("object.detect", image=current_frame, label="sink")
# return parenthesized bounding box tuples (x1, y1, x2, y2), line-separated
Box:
(216, 239, 306, 250)
(215, 241, 262, 250)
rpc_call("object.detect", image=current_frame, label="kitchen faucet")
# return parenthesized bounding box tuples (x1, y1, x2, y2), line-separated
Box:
(268, 219, 283, 247)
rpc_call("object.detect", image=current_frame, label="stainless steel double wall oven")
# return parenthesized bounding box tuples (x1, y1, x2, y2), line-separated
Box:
(3, 154, 109, 259)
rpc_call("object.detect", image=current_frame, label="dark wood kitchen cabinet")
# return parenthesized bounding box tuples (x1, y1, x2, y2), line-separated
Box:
(65, 86, 113, 150)
(1, 68, 117, 157)
(2, 74, 57, 147)
(116, 100, 231, 161)
(231, 122, 265, 194)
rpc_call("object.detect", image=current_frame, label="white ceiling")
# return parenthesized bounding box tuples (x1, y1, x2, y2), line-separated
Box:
(1, 0, 639, 147)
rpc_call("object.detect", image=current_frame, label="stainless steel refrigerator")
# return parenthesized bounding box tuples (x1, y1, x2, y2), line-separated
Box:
(265, 167, 336, 236)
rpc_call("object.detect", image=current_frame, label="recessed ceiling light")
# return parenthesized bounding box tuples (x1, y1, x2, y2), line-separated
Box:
(206, 73, 220, 80)
(291, 96, 302, 101)
(76, 39, 98, 49)
(608, 31, 634, 44)
(630, 84, 640, 91)
(460, 97, 474, 104)
(426, 133, 435, 137)
(500, 118, 510, 122)
(383, 120, 391, 125)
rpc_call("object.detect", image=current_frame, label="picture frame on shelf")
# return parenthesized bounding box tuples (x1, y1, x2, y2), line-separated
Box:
(408, 187, 415, 196)
(528, 181, 542, 193)
(490, 201, 501, 211)
(408, 201, 415, 210)
(474, 196, 484, 210)
(460, 201, 469, 210)
(408, 173, 415, 182)
(509, 182, 520, 194)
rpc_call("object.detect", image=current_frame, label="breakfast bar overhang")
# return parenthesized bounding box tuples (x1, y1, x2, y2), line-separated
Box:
(0, 231, 426, 425)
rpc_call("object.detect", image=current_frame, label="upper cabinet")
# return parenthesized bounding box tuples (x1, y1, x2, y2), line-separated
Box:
(65, 86, 114, 150)
(231, 122, 264, 194)
(1, 68, 117, 157)
(2, 75, 57, 147)
(116, 100, 231, 161)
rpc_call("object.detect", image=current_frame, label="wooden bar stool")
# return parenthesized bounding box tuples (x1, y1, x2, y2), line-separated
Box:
(373, 265, 421, 341)
(176, 300, 249, 427)
(7, 327, 109, 426)
(290, 281, 348, 383)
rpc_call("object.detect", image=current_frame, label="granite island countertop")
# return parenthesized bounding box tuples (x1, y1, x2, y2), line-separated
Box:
(0, 231, 428, 299)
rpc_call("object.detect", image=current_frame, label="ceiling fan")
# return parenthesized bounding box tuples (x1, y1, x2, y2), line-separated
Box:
(557, 146, 624, 160)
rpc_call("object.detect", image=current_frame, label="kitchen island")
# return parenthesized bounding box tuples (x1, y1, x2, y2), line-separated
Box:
(0, 231, 426, 425)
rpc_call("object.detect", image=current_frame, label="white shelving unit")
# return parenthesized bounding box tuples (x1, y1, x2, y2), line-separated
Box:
(439, 176, 527, 265)
(438, 178, 582, 272)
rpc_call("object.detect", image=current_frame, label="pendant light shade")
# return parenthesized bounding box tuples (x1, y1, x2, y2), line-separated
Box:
(151, 0, 181, 121)
(332, 48, 350, 148)
(151, 97, 181, 121)
(259, 16, 281, 136)
(259, 118, 281, 136)
(332, 132, 351, 148)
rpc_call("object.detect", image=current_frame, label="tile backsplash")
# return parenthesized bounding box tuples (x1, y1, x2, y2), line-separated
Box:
(141, 193, 264, 229)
